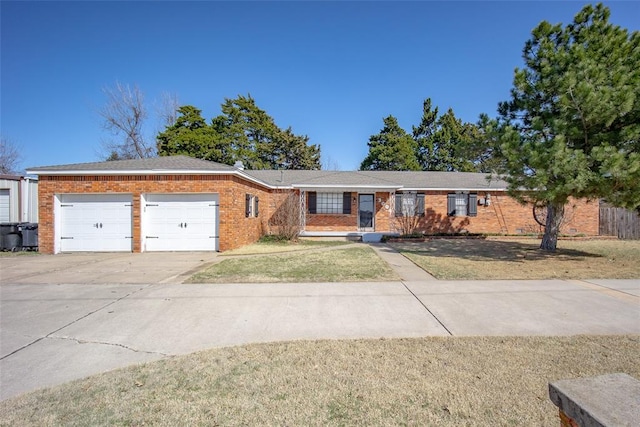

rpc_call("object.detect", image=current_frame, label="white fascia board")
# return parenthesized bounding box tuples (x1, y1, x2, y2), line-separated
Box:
(24, 168, 234, 176)
(234, 171, 285, 189)
(401, 187, 508, 192)
(24, 168, 280, 190)
(292, 184, 401, 192)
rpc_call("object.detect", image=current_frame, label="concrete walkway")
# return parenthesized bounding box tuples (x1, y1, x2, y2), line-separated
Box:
(369, 243, 437, 281)
(1, 246, 638, 401)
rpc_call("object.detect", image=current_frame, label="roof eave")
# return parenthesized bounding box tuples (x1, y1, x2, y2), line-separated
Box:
(401, 187, 508, 192)
(24, 169, 237, 175)
(292, 184, 402, 192)
(25, 168, 278, 189)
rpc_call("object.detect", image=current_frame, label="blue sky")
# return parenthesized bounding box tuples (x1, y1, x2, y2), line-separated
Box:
(2, 1, 638, 172)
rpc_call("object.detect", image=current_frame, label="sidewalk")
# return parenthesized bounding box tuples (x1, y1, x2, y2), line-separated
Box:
(1, 245, 638, 401)
(369, 243, 437, 281)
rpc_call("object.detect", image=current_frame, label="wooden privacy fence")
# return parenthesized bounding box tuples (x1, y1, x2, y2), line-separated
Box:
(599, 204, 640, 239)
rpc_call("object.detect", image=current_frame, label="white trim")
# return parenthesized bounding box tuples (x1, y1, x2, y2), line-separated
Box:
(26, 168, 277, 190)
(293, 185, 400, 192)
(25, 168, 231, 175)
(54, 195, 62, 254)
(401, 187, 508, 192)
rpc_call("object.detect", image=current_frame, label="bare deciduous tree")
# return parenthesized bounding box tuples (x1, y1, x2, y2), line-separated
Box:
(321, 154, 341, 171)
(98, 82, 155, 160)
(157, 91, 180, 128)
(393, 192, 423, 236)
(269, 191, 302, 240)
(0, 137, 22, 174)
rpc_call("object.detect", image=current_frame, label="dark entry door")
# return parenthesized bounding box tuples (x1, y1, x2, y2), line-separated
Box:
(358, 194, 374, 231)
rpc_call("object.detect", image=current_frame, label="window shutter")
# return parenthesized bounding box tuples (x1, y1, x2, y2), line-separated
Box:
(468, 194, 477, 217)
(417, 194, 425, 216)
(395, 194, 402, 217)
(447, 194, 456, 216)
(255, 196, 259, 217)
(308, 192, 317, 214)
(245, 194, 251, 217)
(343, 192, 351, 214)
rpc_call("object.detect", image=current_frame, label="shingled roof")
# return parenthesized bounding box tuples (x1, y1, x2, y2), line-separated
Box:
(27, 155, 235, 173)
(27, 156, 508, 191)
(246, 170, 507, 190)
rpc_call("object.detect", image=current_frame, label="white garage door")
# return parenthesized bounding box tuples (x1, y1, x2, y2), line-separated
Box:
(143, 194, 219, 251)
(59, 194, 133, 252)
(0, 189, 9, 222)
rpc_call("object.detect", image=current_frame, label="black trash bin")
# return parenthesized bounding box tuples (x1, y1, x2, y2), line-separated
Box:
(0, 223, 20, 251)
(4, 232, 22, 252)
(19, 223, 38, 249)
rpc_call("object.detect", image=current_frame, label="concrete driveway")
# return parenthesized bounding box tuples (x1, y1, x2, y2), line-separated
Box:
(1, 250, 639, 401)
(0, 252, 219, 285)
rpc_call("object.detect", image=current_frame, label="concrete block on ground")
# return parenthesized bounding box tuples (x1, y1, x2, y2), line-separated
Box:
(549, 373, 640, 427)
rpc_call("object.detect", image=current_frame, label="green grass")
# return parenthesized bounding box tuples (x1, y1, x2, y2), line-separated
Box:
(1, 336, 638, 426)
(393, 238, 640, 280)
(188, 245, 398, 283)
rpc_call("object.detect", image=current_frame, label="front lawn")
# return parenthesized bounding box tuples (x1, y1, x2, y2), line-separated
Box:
(220, 238, 351, 255)
(188, 244, 398, 283)
(1, 336, 638, 426)
(392, 238, 640, 280)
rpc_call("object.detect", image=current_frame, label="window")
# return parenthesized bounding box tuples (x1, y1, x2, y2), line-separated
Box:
(455, 194, 467, 216)
(395, 193, 425, 217)
(317, 192, 342, 214)
(447, 193, 477, 217)
(308, 192, 351, 214)
(245, 194, 259, 218)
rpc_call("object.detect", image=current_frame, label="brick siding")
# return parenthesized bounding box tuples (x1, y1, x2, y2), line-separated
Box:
(38, 176, 600, 254)
(304, 190, 599, 236)
(37, 174, 271, 253)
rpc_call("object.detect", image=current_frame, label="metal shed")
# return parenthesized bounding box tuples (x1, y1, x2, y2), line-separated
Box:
(0, 175, 38, 223)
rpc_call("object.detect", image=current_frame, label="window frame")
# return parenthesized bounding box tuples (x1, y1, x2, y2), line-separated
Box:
(447, 193, 477, 217)
(395, 193, 425, 217)
(245, 194, 259, 218)
(308, 192, 351, 215)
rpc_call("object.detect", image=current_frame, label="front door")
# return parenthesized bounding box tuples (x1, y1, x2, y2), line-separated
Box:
(358, 194, 374, 231)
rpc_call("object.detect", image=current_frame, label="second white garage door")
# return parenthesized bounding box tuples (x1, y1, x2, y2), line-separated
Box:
(143, 194, 219, 251)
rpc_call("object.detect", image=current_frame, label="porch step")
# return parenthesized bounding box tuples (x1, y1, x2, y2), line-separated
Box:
(299, 231, 398, 243)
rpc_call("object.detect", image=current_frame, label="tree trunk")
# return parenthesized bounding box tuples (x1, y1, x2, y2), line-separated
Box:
(540, 202, 565, 252)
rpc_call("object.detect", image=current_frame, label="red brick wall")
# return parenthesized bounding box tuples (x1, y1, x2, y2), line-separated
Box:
(303, 190, 598, 236)
(304, 192, 393, 231)
(304, 192, 358, 231)
(37, 174, 270, 254)
(406, 191, 599, 236)
(38, 178, 601, 254)
(374, 192, 393, 231)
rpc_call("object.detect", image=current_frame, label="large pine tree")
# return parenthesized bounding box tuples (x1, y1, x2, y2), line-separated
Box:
(360, 115, 421, 171)
(157, 95, 321, 170)
(499, 3, 640, 251)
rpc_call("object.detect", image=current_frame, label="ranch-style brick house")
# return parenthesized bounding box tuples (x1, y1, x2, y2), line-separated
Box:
(27, 156, 599, 254)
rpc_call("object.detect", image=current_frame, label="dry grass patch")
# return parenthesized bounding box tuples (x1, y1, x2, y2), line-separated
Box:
(221, 239, 350, 256)
(1, 336, 638, 426)
(393, 238, 640, 280)
(0, 251, 39, 257)
(188, 245, 398, 283)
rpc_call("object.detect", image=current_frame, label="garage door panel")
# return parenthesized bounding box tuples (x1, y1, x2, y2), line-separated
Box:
(0, 189, 10, 222)
(144, 194, 218, 252)
(59, 194, 132, 252)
